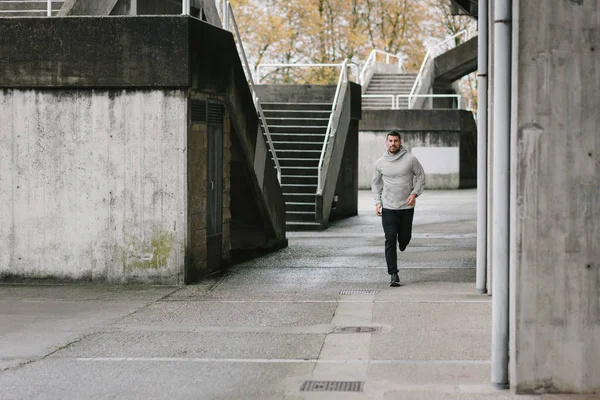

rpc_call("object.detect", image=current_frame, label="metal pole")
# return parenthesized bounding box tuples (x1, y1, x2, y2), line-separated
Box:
(476, 0, 489, 294)
(47, 0, 51, 16)
(491, 0, 511, 389)
(131, 0, 137, 15)
(223, 1, 229, 30)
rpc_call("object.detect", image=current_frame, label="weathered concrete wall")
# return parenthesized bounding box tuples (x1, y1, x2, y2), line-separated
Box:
(359, 110, 477, 190)
(0, 17, 189, 88)
(511, 0, 600, 394)
(329, 119, 359, 220)
(0, 89, 188, 283)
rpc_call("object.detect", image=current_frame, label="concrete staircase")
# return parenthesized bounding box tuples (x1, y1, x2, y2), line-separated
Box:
(261, 102, 332, 230)
(0, 1, 64, 16)
(363, 73, 417, 110)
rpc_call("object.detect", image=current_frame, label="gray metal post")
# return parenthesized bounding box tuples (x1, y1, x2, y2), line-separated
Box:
(476, 0, 488, 294)
(47, 0, 52, 16)
(131, 0, 137, 15)
(491, 0, 511, 389)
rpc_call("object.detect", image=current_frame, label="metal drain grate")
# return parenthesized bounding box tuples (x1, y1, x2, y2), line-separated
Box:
(300, 381, 364, 392)
(339, 289, 378, 295)
(333, 326, 380, 334)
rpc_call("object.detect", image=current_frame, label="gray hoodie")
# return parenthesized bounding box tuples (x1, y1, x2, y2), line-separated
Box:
(371, 146, 426, 210)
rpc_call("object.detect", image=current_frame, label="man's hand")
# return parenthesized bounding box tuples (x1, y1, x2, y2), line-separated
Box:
(406, 194, 417, 207)
(376, 203, 382, 216)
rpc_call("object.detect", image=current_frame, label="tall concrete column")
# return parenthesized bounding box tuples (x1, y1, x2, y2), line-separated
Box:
(491, 0, 511, 389)
(486, 0, 495, 295)
(511, 0, 600, 393)
(476, 0, 489, 294)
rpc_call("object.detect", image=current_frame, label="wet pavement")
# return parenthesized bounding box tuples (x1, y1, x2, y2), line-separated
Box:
(2, 190, 579, 399)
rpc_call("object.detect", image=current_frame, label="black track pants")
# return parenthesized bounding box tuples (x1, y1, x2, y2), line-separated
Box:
(381, 208, 415, 274)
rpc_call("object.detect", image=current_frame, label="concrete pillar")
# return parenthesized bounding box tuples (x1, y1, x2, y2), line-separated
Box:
(510, 0, 600, 393)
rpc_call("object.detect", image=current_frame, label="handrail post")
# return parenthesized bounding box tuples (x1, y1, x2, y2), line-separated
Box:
(47, 0, 51, 16)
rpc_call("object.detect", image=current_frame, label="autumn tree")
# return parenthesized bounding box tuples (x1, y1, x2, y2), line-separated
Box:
(229, 0, 476, 85)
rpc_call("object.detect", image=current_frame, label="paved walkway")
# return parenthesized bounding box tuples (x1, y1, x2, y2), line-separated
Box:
(0, 190, 572, 399)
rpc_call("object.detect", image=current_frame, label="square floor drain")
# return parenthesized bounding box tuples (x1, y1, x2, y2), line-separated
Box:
(333, 326, 380, 333)
(300, 381, 364, 392)
(339, 289, 378, 295)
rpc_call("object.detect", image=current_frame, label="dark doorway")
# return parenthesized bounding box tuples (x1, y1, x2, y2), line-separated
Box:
(206, 102, 224, 273)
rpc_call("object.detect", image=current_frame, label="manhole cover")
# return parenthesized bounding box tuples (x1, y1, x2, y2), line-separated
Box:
(339, 289, 378, 295)
(333, 326, 380, 334)
(300, 381, 364, 392)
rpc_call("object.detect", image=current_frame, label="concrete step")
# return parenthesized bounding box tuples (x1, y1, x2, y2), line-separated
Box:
(268, 125, 327, 134)
(281, 184, 317, 194)
(283, 192, 316, 204)
(262, 109, 331, 119)
(274, 149, 321, 159)
(364, 90, 413, 95)
(371, 73, 418, 78)
(285, 211, 316, 223)
(268, 133, 326, 142)
(285, 221, 324, 231)
(285, 201, 316, 213)
(276, 158, 319, 168)
(263, 117, 329, 127)
(271, 141, 323, 151)
(261, 102, 332, 111)
(278, 166, 318, 176)
(281, 175, 318, 185)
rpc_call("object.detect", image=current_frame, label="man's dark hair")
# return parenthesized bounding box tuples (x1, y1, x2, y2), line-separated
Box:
(387, 130, 401, 140)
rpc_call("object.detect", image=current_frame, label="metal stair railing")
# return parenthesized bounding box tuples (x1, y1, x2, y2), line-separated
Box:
(209, 0, 282, 183)
(359, 49, 406, 89)
(0, 0, 56, 16)
(317, 58, 348, 195)
(408, 28, 477, 109)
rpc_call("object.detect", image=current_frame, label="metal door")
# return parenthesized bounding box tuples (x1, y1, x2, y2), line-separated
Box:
(206, 102, 224, 271)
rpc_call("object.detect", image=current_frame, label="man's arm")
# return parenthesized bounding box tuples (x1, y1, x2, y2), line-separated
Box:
(411, 157, 425, 197)
(371, 163, 383, 215)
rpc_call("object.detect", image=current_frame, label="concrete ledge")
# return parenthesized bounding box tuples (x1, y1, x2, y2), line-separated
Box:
(434, 36, 478, 84)
(0, 16, 190, 88)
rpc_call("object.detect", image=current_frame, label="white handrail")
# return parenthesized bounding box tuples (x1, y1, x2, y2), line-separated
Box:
(399, 94, 466, 110)
(408, 28, 476, 109)
(361, 94, 468, 110)
(255, 63, 359, 84)
(47, 0, 52, 16)
(226, 2, 281, 183)
(359, 50, 406, 94)
(317, 59, 348, 195)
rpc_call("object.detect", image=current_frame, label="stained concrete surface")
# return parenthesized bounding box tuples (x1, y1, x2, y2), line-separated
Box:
(1, 190, 587, 399)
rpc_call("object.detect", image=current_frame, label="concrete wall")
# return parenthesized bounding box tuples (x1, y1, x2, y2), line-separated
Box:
(0, 16, 286, 283)
(511, 0, 600, 393)
(0, 89, 188, 284)
(359, 110, 477, 190)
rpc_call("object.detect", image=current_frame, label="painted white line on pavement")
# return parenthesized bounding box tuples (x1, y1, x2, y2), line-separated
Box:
(74, 357, 490, 365)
